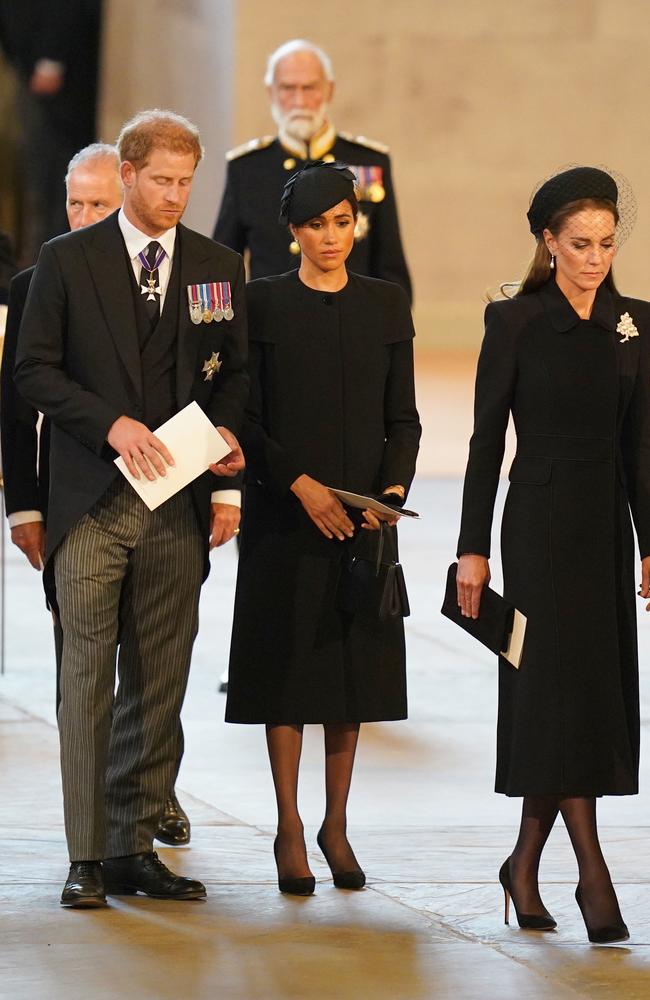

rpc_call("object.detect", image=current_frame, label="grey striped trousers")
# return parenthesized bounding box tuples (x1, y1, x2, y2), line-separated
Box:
(55, 479, 203, 861)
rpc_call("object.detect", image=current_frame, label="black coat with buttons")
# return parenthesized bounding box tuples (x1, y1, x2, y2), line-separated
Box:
(226, 269, 421, 724)
(213, 136, 412, 302)
(457, 279, 650, 796)
(14, 211, 249, 586)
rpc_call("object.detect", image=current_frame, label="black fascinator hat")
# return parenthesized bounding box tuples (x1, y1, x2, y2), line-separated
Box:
(526, 165, 635, 243)
(279, 160, 358, 226)
(527, 167, 617, 235)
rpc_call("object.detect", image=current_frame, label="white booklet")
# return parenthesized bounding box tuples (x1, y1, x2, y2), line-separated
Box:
(328, 487, 419, 519)
(114, 401, 230, 511)
(502, 610, 527, 669)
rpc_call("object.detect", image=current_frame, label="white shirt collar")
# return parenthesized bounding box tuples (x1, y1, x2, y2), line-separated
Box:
(118, 207, 177, 262)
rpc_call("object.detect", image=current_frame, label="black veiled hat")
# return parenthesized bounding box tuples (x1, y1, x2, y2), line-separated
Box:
(278, 160, 357, 226)
(527, 166, 619, 236)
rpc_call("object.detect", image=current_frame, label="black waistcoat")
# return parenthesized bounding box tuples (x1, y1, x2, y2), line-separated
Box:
(128, 245, 182, 429)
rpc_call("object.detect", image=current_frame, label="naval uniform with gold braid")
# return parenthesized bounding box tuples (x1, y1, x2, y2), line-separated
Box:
(213, 124, 412, 303)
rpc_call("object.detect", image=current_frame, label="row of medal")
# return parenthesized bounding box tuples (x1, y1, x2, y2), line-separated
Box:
(187, 282, 234, 324)
(352, 165, 386, 203)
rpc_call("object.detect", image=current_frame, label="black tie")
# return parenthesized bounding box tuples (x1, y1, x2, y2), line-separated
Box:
(138, 240, 163, 326)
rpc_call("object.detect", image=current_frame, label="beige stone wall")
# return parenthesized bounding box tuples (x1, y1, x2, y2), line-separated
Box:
(99, 0, 234, 235)
(100, 0, 650, 348)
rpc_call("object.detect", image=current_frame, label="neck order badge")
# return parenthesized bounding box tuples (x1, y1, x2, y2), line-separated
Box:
(138, 243, 166, 301)
(187, 282, 234, 324)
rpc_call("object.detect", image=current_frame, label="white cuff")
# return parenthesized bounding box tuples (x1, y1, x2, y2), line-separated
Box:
(210, 490, 241, 507)
(34, 59, 64, 75)
(8, 510, 44, 528)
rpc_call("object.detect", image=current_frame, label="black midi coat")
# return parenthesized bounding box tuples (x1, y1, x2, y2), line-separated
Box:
(457, 279, 650, 797)
(226, 270, 421, 724)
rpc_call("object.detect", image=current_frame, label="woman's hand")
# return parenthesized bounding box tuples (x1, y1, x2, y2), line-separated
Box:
(639, 556, 650, 611)
(362, 487, 403, 531)
(291, 474, 355, 541)
(456, 553, 490, 619)
(361, 509, 400, 531)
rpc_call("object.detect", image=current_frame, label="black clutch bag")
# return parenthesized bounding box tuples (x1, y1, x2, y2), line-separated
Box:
(440, 562, 526, 667)
(337, 522, 410, 621)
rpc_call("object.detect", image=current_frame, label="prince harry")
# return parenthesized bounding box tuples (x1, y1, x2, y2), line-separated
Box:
(15, 109, 247, 907)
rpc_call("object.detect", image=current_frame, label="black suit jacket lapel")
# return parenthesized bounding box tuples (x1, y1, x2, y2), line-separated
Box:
(82, 212, 143, 399)
(176, 224, 214, 407)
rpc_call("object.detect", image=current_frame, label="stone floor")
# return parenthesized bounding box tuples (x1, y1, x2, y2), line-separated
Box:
(2, 476, 650, 1000)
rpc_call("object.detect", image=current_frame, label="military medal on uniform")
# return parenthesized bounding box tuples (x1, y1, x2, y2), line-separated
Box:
(187, 283, 214, 323)
(187, 282, 235, 325)
(188, 291, 203, 325)
(202, 351, 222, 381)
(350, 165, 385, 203)
(219, 281, 234, 320)
(187, 284, 203, 325)
(203, 283, 216, 323)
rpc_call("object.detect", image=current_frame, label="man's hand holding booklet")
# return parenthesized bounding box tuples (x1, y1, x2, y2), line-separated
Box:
(114, 401, 237, 511)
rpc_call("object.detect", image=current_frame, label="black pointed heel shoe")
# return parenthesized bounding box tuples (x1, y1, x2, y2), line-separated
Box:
(575, 884, 629, 944)
(273, 838, 315, 896)
(317, 829, 366, 890)
(498, 858, 556, 930)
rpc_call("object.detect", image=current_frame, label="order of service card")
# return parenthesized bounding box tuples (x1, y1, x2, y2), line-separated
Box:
(114, 401, 230, 511)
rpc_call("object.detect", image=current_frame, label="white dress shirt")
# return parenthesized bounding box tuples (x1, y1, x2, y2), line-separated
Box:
(118, 208, 176, 311)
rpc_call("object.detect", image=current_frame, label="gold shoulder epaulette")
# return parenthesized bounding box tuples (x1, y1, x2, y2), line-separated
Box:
(338, 131, 389, 155)
(226, 135, 275, 162)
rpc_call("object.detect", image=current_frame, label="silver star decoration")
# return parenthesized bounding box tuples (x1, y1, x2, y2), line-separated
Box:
(202, 351, 222, 381)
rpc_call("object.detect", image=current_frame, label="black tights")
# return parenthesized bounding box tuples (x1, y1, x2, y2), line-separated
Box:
(510, 795, 623, 926)
(266, 722, 361, 879)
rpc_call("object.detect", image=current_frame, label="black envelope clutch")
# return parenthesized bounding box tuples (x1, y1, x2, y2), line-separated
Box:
(440, 562, 526, 668)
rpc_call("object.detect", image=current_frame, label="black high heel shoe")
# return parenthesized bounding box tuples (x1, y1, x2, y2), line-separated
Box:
(273, 838, 315, 896)
(317, 828, 366, 890)
(575, 884, 629, 944)
(499, 858, 557, 930)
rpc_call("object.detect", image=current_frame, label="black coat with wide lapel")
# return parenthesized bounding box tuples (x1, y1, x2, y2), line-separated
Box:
(83, 211, 145, 410)
(15, 211, 248, 585)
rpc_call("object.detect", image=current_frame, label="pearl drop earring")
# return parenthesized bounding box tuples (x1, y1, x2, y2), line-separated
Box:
(550, 254, 555, 270)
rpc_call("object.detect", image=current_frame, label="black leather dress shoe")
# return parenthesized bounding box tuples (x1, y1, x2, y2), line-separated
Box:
(102, 851, 206, 899)
(60, 861, 107, 908)
(155, 791, 191, 846)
